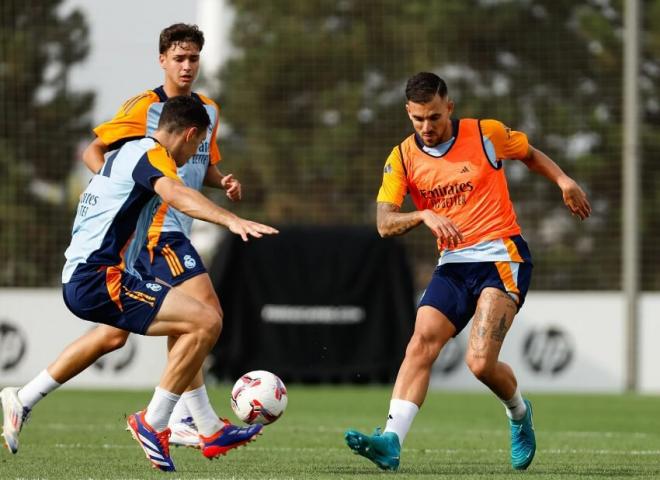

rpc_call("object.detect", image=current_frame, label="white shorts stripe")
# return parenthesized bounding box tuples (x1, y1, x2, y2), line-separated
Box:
(510, 261, 520, 287)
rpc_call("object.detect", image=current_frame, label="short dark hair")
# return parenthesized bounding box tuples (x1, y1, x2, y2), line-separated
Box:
(405, 72, 448, 103)
(159, 23, 205, 54)
(158, 96, 210, 134)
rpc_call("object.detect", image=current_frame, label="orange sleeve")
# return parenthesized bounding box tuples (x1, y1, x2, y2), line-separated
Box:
(93, 91, 158, 148)
(209, 103, 221, 166)
(480, 119, 529, 160)
(146, 147, 180, 181)
(197, 94, 222, 166)
(376, 147, 407, 206)
(133, 145, 181, 192)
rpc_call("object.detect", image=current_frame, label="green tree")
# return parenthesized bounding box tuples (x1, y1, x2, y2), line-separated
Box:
(0, 0, 93, 286)
(641, 0, 660, 289)
(218, 0, 656, 290)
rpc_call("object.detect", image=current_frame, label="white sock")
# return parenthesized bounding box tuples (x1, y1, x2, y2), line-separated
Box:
(144, 387, 180, 432)
(501, 387, 527, 421)
(168, 399, 193, 425)
(18, 370, 61, 409)
(182, 385, 222, 437)
(384, 398, 419, 446)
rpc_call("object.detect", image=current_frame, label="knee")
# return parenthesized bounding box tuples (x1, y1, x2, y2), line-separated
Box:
(465, 356, 494, 382)
(209, 294, 223, 318)
(405, 333, 442, 366)
(199, 292, 223, 334)
(101, 330, 129, 353)
(196, 305, 222, 344)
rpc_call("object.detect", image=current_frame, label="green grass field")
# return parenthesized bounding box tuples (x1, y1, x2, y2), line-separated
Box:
(1, 387, 658, 479)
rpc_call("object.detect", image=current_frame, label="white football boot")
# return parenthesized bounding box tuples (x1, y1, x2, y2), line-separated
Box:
(1, 387, 31, 454)
(168, 416, 201, 449)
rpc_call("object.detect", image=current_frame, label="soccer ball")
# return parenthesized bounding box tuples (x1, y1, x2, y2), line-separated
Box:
(230, 370, 288, 425)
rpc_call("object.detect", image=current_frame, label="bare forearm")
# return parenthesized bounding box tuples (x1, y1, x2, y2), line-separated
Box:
(167, 184, 237, 227)
(377, 203, 425, 237)
(203, 166, 224, 189)
(522, 146, 569, 185)
(522, 146, 591, 219)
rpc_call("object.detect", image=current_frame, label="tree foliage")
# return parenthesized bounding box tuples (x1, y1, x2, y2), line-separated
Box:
(641, 0, 660, 289)
(0, 0, 94, 285)
(218, 0, 660, 290)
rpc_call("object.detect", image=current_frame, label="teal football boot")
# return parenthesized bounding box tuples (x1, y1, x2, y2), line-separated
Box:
(509, 399, 536, 470)
(345, 428, 400, 471)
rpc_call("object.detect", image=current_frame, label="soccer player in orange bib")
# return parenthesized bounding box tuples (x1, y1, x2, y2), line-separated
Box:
(345, 72, 591, 471)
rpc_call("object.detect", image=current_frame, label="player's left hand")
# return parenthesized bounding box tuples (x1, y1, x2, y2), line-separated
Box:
(558, 176, 591, 220)
(221, 173, 242, 201)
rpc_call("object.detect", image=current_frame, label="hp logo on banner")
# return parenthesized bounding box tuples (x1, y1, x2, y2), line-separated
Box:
(523, 327, 573, 375)
(0, 321, 27, 372)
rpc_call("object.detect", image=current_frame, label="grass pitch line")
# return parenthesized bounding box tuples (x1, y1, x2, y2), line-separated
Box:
(458, 428, 653, 438)
(38, 424, 656, 439)
(51, 443, 660, 456)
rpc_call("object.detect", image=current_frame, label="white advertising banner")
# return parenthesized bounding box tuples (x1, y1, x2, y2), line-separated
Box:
(639, 294, 660, 393)
(430, 292, 627, 392)
(0, 289, 167, 388)
(0, 290, 657, 391)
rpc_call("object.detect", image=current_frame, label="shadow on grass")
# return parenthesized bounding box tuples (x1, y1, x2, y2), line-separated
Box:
(326, 461, 660, 478)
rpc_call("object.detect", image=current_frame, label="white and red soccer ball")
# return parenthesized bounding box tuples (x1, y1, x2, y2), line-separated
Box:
(230, 370, 288, 425)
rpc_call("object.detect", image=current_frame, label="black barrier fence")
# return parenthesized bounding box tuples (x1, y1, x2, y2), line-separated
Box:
(208, 226, 415, 384)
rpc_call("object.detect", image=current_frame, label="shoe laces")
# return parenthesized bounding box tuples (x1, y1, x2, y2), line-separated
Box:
(219, 418, 247, 432)
(218, 418, 258, 436)
(154, 428, 172, 458)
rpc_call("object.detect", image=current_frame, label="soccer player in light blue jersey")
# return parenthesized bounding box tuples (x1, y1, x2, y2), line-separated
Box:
(1, 24, 238, 451)
(2, 96, 277, 472)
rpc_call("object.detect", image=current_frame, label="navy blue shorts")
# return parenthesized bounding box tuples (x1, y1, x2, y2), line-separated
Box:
(418, 261, 533, 335)
(63, 266, 170, 335)
(136, 232, 207, 286)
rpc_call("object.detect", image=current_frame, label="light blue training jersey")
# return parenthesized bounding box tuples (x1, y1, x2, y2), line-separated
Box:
(93, 86, 220, 239)
(62, 137, 179, 283)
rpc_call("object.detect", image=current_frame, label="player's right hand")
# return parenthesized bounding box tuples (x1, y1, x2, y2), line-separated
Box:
(558, 176, 591, 220)
(422, 210, 464, 248)
(228, 217, 279, 242)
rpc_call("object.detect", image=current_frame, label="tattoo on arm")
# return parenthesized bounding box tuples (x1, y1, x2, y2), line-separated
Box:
(376, 202, 423, 237)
